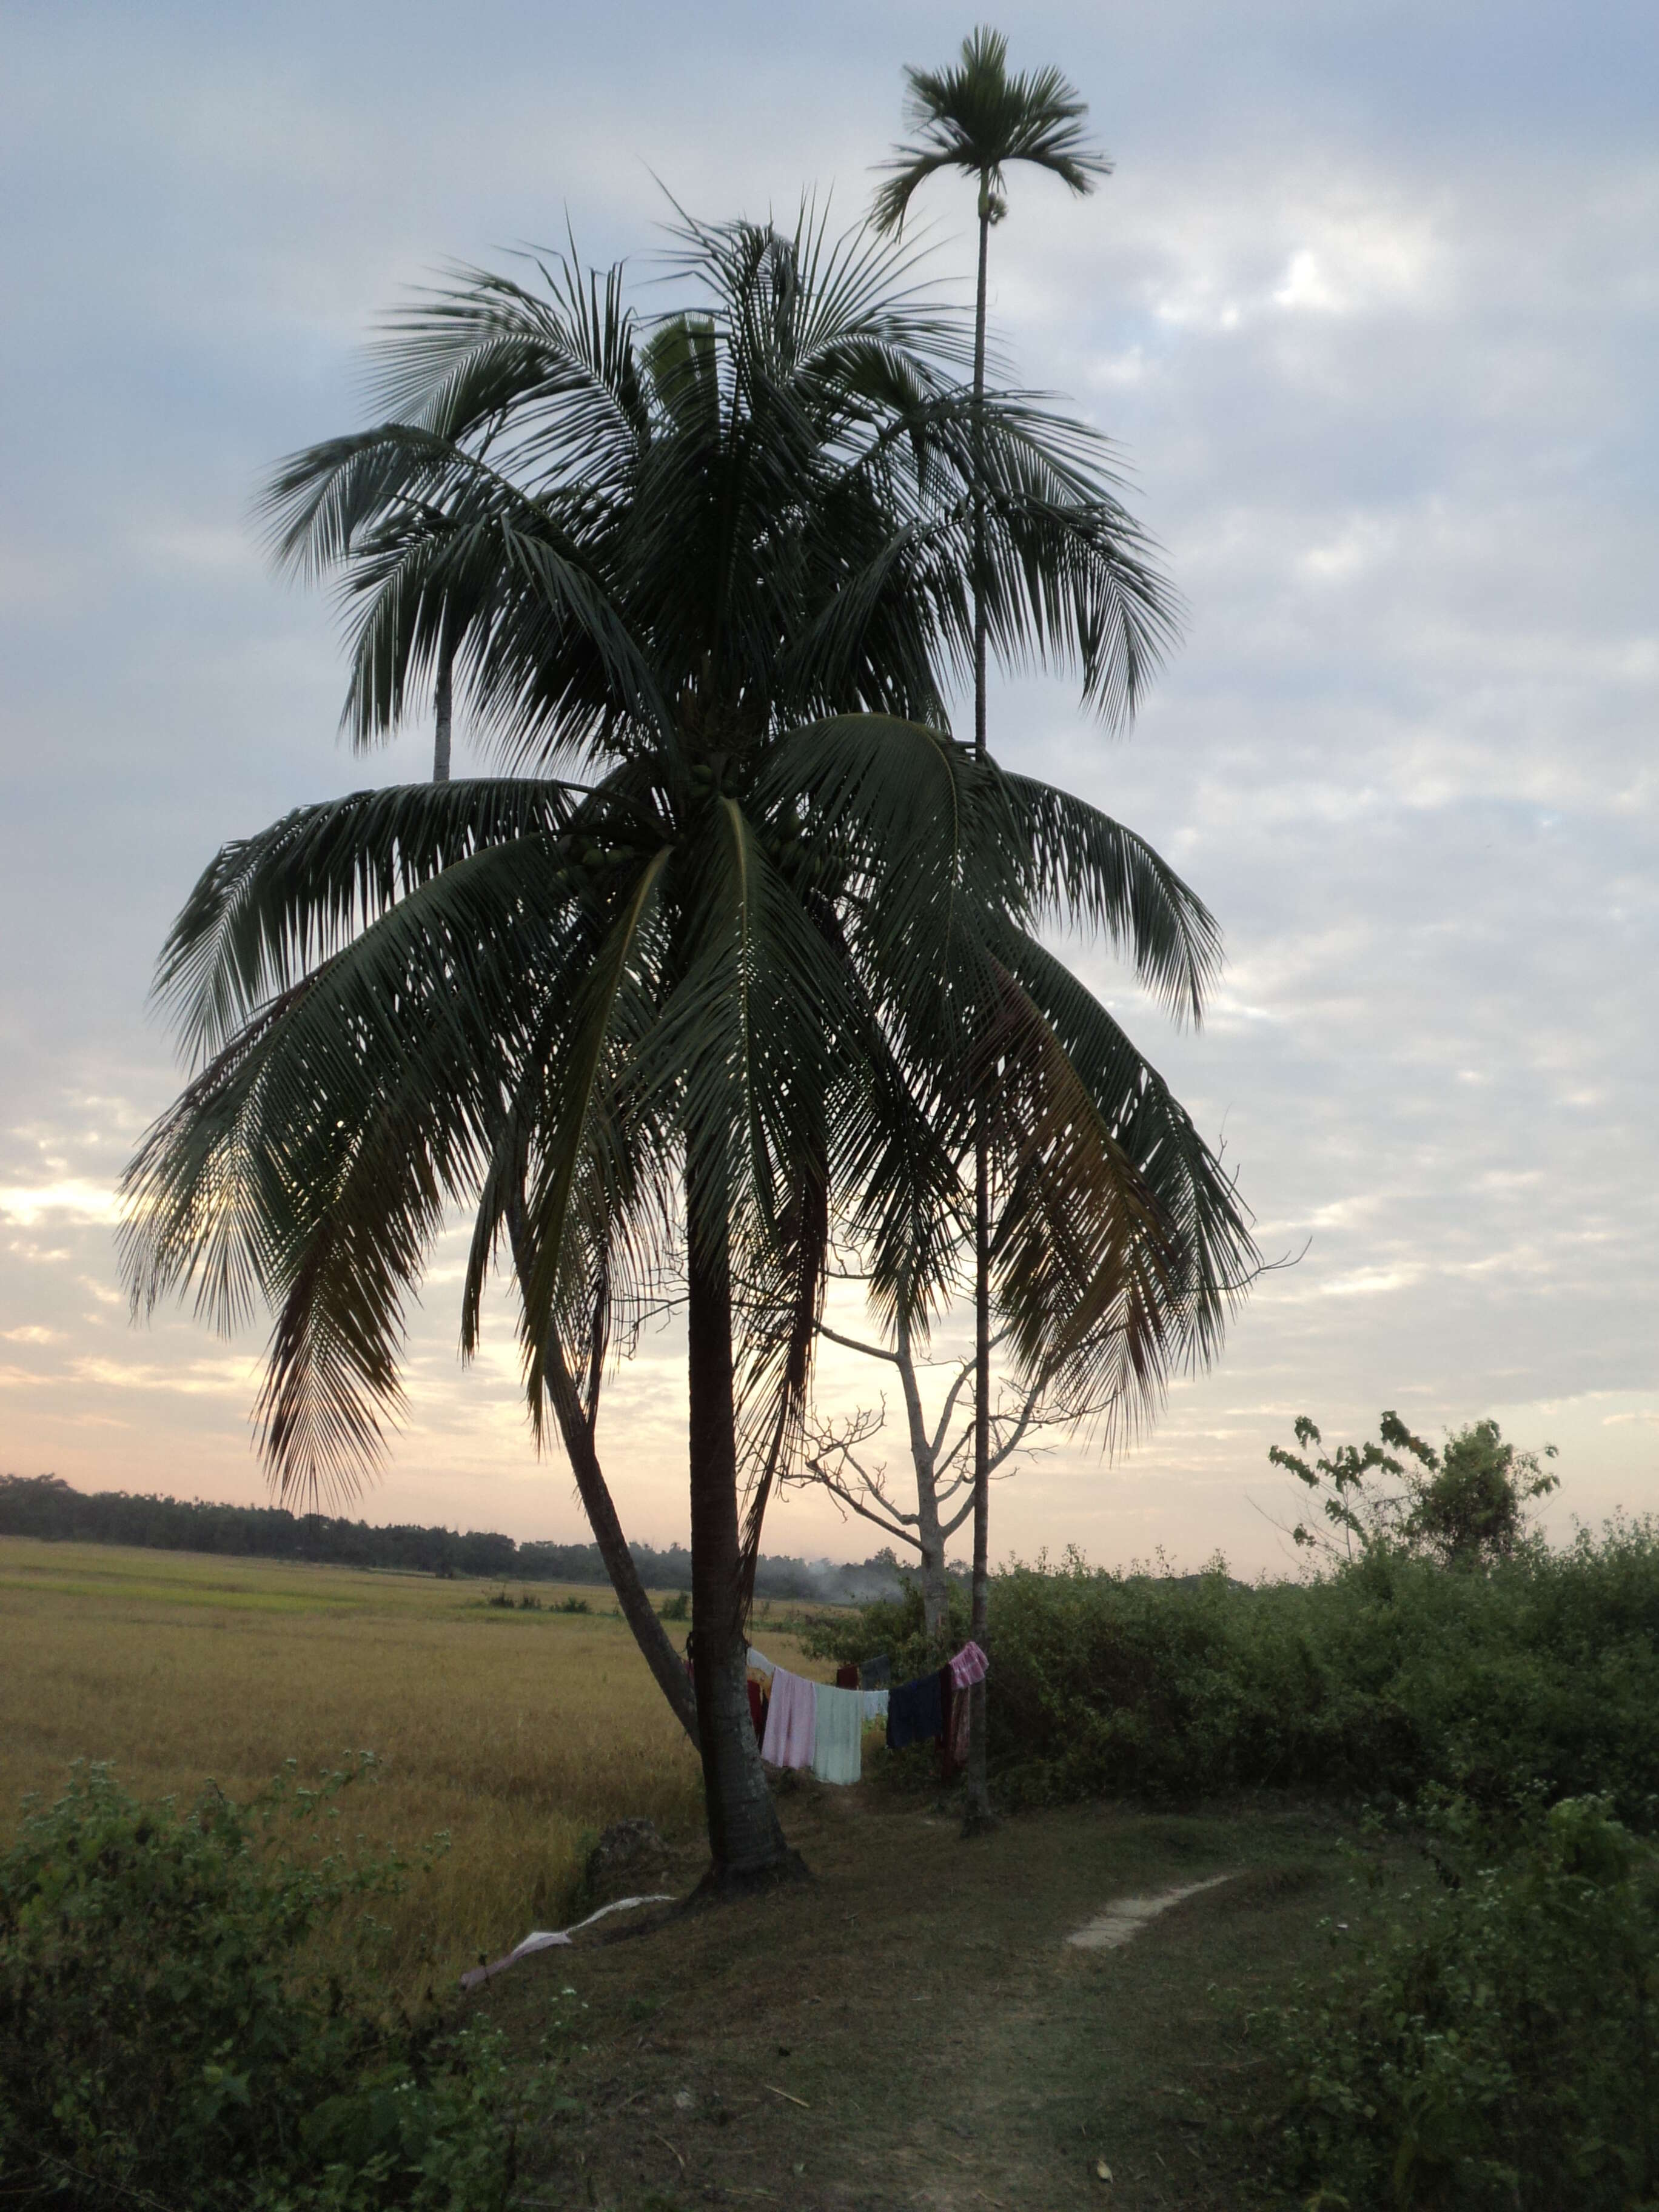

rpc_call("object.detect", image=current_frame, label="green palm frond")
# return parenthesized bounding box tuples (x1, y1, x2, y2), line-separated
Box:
(133, 201, 1245, 1537)
(873, 26, 1111, 235)
(155, 777, 578, 1065)
(991, 925, 1259, 1376)
(998, 774, 1220, 1021)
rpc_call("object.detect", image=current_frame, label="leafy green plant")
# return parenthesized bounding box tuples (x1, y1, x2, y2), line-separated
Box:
(0, 1764, 525, 2210)
(800, 1574, 968, 1679)
(656, 1592, 689, 1623)
(820, 1515, 1659, 1820)
(1267, 1794, 1659, 2209)
(1272, 1410, 1559, 1568)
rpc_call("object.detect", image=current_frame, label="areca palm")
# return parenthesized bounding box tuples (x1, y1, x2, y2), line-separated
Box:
(121, 211, 1250, 1885)
(876, 25, 1116, 1823)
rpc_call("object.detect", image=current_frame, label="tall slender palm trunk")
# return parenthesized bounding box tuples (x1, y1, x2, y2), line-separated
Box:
(504, 1210, 699, 1744)
(433, 640, 454, 784)
(685, 1163, 797, 1886)
(964, 190, 996, 1832)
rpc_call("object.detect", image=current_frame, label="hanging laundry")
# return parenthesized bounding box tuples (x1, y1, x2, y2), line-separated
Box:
(746, 1645, 777, 1677)
(950, 1640, 990, 1689)
(746, 1678, 766, 1744)
(886, 1667, 943, 1751)
(862, 1687, 889, 1724)
(947, 1671, 972, 1771)
(835, 1662, 860, 1691)
(859, 1654, 891, 1691)
(760, 1667, 816, 1769)
(937, 1666, 966, 1777)
(812, 1683, 864, 1785)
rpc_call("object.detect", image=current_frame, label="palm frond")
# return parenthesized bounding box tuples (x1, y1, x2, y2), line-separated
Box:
(155, 778, 578, 1066)
(874, 26, 1111, 235)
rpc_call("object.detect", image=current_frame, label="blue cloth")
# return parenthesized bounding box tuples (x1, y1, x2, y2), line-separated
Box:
(886, 1668, 943, 1751)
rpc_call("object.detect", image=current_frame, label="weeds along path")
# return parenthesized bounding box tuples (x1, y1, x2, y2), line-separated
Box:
(484, 1789, 1350, 2211)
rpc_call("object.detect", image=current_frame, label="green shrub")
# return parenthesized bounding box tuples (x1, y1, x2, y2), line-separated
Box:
(1267, 1794, 1659, 2209)
(798, 1577, 968, 1679)
(1273, 1410, 1559, 1569)
(656, 1591, 689, 1622)
(820, 1519, 1659, 1818)
(0, 1764, 524, 2210)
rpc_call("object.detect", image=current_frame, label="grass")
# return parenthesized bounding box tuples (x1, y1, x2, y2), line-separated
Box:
(2, 1533, 1398, 2206)
(0, 1537, 831, 1999)
(482, 1781, 1357, 2211)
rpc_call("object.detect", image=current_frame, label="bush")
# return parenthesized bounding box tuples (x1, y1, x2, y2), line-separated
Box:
(1268, 1794, 1659, 2209)
(1273, 1410, 1559, 1569)
(819, 1519, 1659, 1819)
(798, 1576, 969, 1680)
(0, 1764, 525, 2210)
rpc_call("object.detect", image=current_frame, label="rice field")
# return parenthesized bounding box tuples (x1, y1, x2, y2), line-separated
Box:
(0, 1535, 823, 1996)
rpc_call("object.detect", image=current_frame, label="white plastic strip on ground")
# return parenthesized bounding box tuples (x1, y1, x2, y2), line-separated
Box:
(1064, 1874, 1235, 1951)
(460, 1892, 674, 1989)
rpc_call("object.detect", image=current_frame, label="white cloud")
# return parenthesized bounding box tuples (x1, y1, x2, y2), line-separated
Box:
(0, 0, 1654, 1564)
(0, 1181, 119, 1227)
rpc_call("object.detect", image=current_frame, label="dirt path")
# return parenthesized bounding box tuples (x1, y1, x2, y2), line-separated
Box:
(478, 1786, 1343, 2210)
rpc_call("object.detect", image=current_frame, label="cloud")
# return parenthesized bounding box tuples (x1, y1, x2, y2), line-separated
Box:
(0, 0, 1654, 1566)
(0, 1181, 120, 1228)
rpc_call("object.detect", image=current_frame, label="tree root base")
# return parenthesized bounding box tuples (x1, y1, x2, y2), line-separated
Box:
(691, 1846, 812, 1903)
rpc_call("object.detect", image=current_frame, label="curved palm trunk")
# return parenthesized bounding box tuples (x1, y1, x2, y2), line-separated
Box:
(965, 189, 996, 1832)
(506, 1209, 699, 1746)
(685, 1164, 797, 1886)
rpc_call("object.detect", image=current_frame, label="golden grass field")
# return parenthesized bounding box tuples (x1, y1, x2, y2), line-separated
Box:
(0, 1535, 828, 1997)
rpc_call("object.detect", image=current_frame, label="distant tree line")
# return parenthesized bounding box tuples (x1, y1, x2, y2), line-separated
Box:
(0, 1473, 916, 1604)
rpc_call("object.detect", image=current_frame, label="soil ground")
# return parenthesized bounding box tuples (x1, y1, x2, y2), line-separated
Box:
(477, 1780, 1355, 2211)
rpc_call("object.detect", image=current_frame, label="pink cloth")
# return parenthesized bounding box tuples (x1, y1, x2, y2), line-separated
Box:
(760, 1666, 817, 1769)
(950, 1640, 989, 1689)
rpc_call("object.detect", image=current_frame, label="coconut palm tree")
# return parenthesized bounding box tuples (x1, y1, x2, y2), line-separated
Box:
(121, 212, 1250, 1886)
(875, 25, 1115, 1826)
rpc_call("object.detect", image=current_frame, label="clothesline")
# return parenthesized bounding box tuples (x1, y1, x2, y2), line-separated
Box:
(747, 1640, 989, 1788)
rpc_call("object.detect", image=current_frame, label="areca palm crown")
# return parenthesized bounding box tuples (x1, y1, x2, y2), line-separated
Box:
(876, 25, 1114, 1823)
(120, 210, 1254, 1885)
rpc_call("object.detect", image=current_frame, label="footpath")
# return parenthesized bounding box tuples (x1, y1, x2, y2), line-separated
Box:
(477, 1785, 1349, 2211)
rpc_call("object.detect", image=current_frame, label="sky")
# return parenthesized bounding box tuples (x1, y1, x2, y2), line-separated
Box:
(2, 0, 1655, 1575)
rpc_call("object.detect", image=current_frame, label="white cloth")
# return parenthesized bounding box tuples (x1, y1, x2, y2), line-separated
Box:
(745, 1644, 776, 1677)
(459, 1893, 672, 1990)
(812, 1681, 864, 1786)
(862, 1688, 889, 1723)
(760, 1666, 816, 1768)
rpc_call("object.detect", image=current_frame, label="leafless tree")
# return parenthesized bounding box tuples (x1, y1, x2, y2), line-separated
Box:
(789, 1304, 1094, 1640)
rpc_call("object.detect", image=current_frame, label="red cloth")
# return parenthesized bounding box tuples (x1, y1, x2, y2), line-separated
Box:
(836, 1663, 860, 1690)
(939, 1664, 968, 1778)
(746, 1679, 765, 1743)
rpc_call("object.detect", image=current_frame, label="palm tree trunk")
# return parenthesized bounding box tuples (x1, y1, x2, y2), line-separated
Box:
(506, 1207, 699, 1746)
(434, 640, 454, 785)
(685, 1159, 798, 1886)
(964, 189, 996, 1833)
